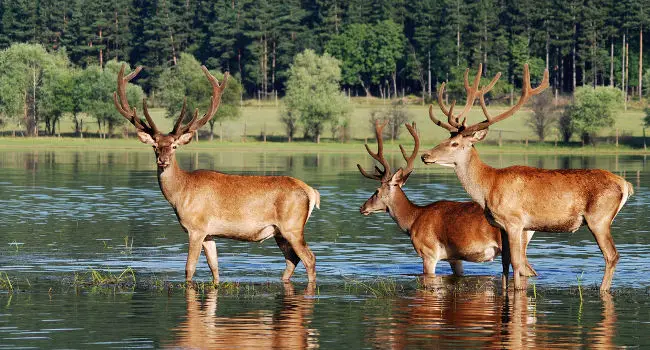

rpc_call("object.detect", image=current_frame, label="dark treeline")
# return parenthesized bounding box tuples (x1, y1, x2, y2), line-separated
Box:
(1, 0, 648, 99)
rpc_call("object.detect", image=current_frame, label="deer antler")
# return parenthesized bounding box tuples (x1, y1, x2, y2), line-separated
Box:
(357, 120, 391, 181)
(430, 63, 549, 136)
(113, 64, 160, 135)
(172, 66, 229, 137)
(399, 122, 420, 175)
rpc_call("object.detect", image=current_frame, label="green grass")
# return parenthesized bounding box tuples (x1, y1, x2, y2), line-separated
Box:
(2, 100, 648, 146)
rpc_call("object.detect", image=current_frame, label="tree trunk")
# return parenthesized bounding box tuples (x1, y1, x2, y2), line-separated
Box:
(626, 42, 629, 110)
(610, 39, 614, 87)
(640, 27, 643, 99)
(209, 122, 215, 141)
(392, 72, 397, 99)
(622, 34, 626, 91)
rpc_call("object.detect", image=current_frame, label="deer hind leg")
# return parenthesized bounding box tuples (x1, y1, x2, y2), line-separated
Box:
(185, 232, 205, 282)
(275, 235, 301, 281)
(281, 230, 316, 282)
(522, 230, 538, 277)
(449, 260, 464, 276)
(202, 237, 219, 284)
(585, 216, 619, 293)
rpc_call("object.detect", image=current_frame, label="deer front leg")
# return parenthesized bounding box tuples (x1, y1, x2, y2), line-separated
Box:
(185, 233, 205, 282)
(505, 224, 527, 291)
(202, 236, 219, 284)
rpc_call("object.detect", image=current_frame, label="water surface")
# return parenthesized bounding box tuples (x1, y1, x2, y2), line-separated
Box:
(0, 148, 648, 348)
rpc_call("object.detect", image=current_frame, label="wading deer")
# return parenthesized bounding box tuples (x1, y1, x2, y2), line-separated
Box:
(113, 65, 319, 282)
(421, 64, 634, 291)
(358, 121, 535, 277)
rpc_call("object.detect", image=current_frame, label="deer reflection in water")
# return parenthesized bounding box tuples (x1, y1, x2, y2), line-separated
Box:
(168, 283, 318, 349)
(367, 276, 618, 349)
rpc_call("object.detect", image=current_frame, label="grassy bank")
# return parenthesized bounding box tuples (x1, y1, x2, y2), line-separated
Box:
(0, 135, 647, 155)
(2, 102, 648, 145)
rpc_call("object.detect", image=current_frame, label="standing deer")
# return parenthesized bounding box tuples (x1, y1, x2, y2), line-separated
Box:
(421, 64, 634, 291)
(113, 65, 319, 283)
(358, 120, 536, 277)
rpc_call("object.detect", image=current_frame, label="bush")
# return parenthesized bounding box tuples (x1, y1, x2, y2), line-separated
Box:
(567, 86, 623, 145)
(368, 102, 411, 141)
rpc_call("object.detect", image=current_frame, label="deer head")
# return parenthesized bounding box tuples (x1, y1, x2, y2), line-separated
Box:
(421, 64, 548, 167)
(113, 64, 229, 168)
(358, 120, 420, 215)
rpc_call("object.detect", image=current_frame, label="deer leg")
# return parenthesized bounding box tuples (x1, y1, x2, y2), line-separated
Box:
(202, 237, 219, 284)
(505, 224, 527, 291)
(275, 235, 301, 281)
(449, 260, 464, 276)
(521, 230, 538, 277)
(185, 233, 204, 282)
(283, 231, 316, 282)
(586, 218, 619, 293)
(422, 256, 438, 275)
(501, 229, 511, 291)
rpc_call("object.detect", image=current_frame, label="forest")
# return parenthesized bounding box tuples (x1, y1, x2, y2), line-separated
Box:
(1, 0, 648, 98)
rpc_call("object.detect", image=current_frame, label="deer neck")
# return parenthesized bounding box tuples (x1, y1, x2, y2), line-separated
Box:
(454, 147, 495, 209)
(386, 187, 421, 233)
(157, 156, 188, 207)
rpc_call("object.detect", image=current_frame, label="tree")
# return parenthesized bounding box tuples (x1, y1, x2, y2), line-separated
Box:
(0, 43, 69, 136)
(156, 52, 241, 141)
(568, 86, 623, 144)
(326, 20, 404, 97)
(284, 49, 350, 143)
(368, 102, 411, 141)
(39, 63, 74, 135)
(527, 90, 559, 141)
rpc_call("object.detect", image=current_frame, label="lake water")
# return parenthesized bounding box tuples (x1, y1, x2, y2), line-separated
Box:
(0, 148, 648, 348)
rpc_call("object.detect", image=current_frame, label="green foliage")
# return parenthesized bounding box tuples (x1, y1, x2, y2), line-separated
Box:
(643, 107, 650, 127)
(0, 43, 69, 135)
(156, 53, 242, 138)
(326, 20, 404, 95)
(284, 49, 350, 142)
(568, 86, 623, 144)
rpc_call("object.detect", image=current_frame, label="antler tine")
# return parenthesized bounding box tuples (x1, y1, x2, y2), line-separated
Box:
(428, 104, 458, 133)
(141, 99, 160, 135)
(113, 64, 158, 135)
(171, 98, 188, 136)
(399, 122, 420, 174)
(463, 63, 550, 135)
(357, 119, 392, 181)
(185, 66, 229, 133)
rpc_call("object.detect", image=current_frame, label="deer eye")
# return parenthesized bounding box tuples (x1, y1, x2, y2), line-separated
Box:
(172, 145, 177, 149)
(451, 142, 459, 147)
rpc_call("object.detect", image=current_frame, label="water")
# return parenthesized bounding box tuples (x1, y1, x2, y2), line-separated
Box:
(0, 148, 649, 348)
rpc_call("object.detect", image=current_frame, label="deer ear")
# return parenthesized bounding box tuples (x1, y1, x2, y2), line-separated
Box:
(177, 132, 194, 145)
(137, 131, 156, 145)
(468, 129, 488, 144)
(390, 168, 411, 187)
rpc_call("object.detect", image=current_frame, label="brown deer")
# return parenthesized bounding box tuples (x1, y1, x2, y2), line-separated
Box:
(358, 120, 536, 277)
(113, 65, 319, 283)
(421, 64, 634, 292)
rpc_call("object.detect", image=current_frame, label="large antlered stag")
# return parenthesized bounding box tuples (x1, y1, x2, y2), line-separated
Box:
(421, 64, 634, 292)
(358, 120, 536, 277)
(113, 65, 319, 283)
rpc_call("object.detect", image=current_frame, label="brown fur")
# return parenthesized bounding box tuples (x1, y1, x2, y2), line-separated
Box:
(422, 133, 633, 291)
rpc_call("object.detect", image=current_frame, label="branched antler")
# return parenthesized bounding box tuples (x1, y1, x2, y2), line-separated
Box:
(114, 64, 230, 137)
(430, 63, 549, 136)
(399, 122, 419, 175)
(357, 120, 391, 181)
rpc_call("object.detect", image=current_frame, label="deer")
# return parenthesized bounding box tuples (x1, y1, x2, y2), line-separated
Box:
(113, 64, 319, 283)
(358, 120, 536, 278)
(421, 63, 634, 292)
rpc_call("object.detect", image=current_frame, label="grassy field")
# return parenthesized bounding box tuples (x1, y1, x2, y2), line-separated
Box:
(1, 99, 647, 151)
